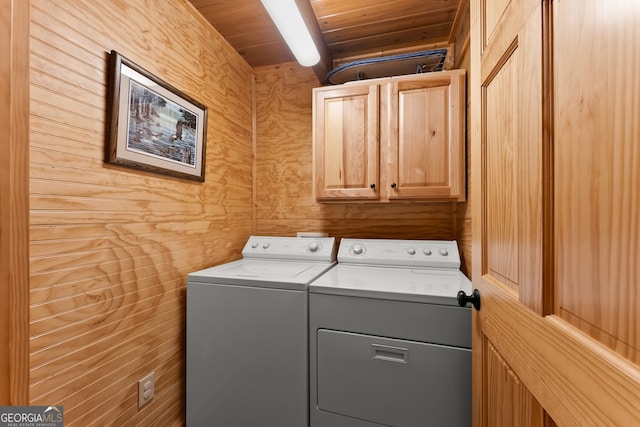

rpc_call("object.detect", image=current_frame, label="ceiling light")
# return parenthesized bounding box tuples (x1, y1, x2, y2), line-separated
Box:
(260, 0, 321, 67)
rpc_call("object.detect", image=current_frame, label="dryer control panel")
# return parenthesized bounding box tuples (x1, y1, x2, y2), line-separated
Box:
(338, 238, 460, 269)
(242, 235, 336, 262)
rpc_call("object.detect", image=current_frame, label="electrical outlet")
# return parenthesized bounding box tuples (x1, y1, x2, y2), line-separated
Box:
(138, 371, 155, 408)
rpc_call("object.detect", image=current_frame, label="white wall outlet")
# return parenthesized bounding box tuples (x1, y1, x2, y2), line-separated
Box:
(138, 371, 155, 408)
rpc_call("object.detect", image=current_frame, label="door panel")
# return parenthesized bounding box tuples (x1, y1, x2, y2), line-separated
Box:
(554, 0, 640, 365)
(483, 0, 512, 47)
(398, 85, 449, 189)
(483, 339, 545, 427)
(484, 49, 519, 289)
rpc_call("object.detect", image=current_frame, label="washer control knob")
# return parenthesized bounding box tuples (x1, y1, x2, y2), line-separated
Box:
(423, 248, 432, 256)
(308, 242, 320, 252)
(439, 248, 449, 256)
(263, 243, 270, 249)
(407, 247, 416, 255)
(251, 242, 259, 249)
(352, 244, 364, 255)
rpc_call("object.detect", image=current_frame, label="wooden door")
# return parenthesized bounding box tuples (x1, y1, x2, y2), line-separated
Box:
(386, 71, 466, 201)
(313, 82, 380, 200)
(471, 0, 640, 425)
(0, 0, 29, 406)
(0, 0, 11, 405)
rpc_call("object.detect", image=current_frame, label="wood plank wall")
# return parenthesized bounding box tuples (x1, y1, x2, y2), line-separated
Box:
(29, 0, 254, 424)
(454, 0, 472, 276)
(254, 63, 472, 275)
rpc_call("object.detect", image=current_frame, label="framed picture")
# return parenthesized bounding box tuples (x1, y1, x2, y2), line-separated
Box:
(106, 50, 207, 181)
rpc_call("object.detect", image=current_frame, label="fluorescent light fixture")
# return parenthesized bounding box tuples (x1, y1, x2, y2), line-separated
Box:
(260, 0, 321, 67)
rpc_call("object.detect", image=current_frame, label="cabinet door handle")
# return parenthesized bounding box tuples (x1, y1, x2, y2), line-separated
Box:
(370, 183, 376, 189)
(391, 182, 397, 189)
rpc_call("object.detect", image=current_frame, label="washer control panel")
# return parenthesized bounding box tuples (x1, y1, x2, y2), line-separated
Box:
(338, 238, 460, 269)
(242, 236, 336, 262)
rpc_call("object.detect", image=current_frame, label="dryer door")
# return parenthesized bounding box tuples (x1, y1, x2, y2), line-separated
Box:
(316, 329, 471, 426)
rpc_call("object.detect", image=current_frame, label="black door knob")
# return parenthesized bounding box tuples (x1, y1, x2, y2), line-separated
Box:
(457, 289, 481, 311)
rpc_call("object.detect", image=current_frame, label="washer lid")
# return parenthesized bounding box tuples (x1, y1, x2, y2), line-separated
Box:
(309, 264, 472, 305)
(188, 259, 336, 290)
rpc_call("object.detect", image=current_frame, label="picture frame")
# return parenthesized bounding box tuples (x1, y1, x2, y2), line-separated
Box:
(106, 50, 207, 182)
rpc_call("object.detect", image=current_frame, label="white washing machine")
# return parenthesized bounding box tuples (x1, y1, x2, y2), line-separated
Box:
(309, 238, 473, 427)
(187, 235, 336, 427)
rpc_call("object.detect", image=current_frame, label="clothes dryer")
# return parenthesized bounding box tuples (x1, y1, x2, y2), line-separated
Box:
(309, 238, 472, 427)
(187, 235, 336, 426)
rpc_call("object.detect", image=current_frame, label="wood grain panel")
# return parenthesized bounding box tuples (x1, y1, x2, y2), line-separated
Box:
(312, 0, 456, 27)
(189, 0, 296, 67)
(1, 0, 13, 406)
(483, 0, 511, 47)
(1, 0, 30, 406)
(255, 63, 460, 244)
(484, 50, 519, 287)
(321, 9, 457, 45)
(29, 1, 254, 425)
(328, 24, 454, 59)
(554, 0, 640, 364)
(311, 0, 459, 58)
(484, 340, 545, 426)
(190, 0, 464, 68)
(398, 85, 451, 187)
(398, 85, 449, 187)
(455, 35, 472, 277)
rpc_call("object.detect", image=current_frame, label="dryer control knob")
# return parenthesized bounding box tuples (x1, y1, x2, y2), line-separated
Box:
(308, 242, 320, 252)
(423, 248, 432, 256)
(439, 248, 449, 256)
(407, 247, 416, 255)
(263, 243, 270, 249)
(352, 244, 364, 255)
(251, 242, 259, 248)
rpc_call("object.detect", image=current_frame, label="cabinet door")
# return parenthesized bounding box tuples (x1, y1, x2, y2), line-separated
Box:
(386, 71, 466, 201)
(313, 83, 379, 200)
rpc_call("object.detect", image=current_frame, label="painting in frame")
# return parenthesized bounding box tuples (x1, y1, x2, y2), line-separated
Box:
(106, 50, 207, 181)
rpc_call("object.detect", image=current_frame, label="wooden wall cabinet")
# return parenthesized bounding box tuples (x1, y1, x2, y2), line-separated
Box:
(313, 70, 466, 203)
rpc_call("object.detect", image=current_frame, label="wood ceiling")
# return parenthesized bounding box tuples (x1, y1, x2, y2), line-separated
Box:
(188, 0, 465, 82)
